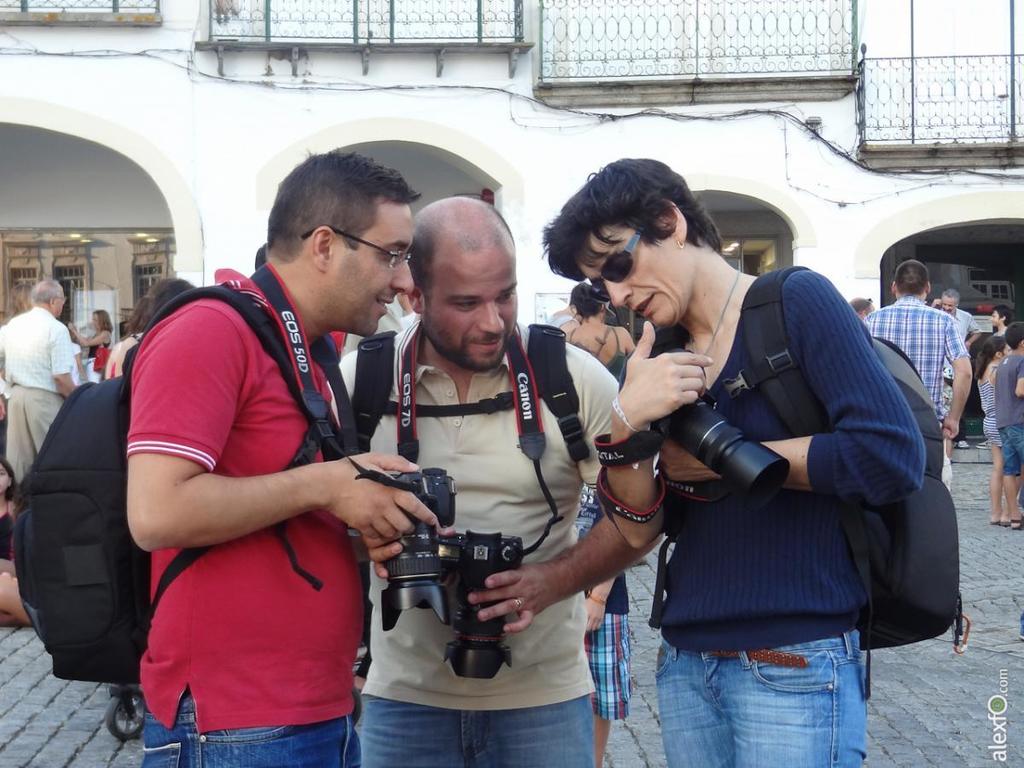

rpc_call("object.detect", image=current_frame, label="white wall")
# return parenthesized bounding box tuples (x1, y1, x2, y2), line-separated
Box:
(1, 0, 1023, 320)
(0, 125, 172, 228)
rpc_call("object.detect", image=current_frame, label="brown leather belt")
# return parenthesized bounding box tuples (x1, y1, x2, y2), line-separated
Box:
(708, 649, 808, 668)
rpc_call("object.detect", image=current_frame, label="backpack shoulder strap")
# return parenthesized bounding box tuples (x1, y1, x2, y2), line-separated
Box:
(724, 266, 829, 437)
(528, 324, 589, 462)
(353, 331, 397, 452)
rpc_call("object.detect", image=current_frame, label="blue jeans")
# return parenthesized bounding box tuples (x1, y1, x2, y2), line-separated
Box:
(999, 424, 1024, 476)
(141, 695, 360, 768)
(359, 695, 593, 768)
(656, 631, 866, 768)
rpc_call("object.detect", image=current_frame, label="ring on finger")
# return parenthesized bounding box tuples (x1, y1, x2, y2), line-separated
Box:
(513, 598, 524, 611)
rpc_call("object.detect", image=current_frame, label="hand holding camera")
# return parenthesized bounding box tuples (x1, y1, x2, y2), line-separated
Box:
(372, 468, 527, 679)
(615, 322, 711, 430)
(625, 323, 790, 508)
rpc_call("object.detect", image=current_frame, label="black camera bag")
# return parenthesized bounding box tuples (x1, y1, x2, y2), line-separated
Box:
(15, 274, 352, 684)
(732, 266, 961, 653)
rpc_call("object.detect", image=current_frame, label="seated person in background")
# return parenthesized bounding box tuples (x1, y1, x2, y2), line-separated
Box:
(0, 455, 29, 627)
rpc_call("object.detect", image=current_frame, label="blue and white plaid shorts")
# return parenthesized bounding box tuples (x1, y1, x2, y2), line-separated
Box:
(584, 612, 632, 720)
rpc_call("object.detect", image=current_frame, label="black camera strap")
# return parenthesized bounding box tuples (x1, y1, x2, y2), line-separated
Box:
(395, 326, 563, 556)
(250, 265, 355, 461)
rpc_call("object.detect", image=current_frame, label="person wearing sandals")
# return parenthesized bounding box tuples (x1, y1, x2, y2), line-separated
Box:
(994, 322, 1024, 530)
(977, 336, 1013, 526)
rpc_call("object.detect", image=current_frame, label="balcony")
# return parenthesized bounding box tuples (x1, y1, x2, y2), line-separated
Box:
(858, 54, 1024, 169)
(0, 0, 160, 24)
(200, 0, 531, 76)
(537, 0, 856, 107)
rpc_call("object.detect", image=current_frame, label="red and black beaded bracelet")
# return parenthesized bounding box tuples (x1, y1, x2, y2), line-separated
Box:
(596, 467, 665, 524)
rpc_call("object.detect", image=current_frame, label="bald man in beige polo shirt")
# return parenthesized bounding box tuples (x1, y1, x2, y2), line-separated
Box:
(341, 197, 618, 768)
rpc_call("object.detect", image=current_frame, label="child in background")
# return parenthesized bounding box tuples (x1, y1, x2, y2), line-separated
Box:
(977, 335, 1011, 525)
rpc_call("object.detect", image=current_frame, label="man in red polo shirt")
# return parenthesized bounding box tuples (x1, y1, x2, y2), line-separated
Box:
(126, 151, 436, 768)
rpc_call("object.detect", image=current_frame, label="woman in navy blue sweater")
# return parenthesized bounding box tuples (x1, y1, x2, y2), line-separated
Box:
(473, 159, 924, 768)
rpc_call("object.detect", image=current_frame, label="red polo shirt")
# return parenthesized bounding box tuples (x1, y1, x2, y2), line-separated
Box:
(127, 272, 361, 732)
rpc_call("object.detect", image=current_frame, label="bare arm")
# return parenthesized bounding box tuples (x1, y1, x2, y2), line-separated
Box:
(944, 356, 972, 439)
(70, 327, 111, 348)
(53, 373, 75, 398)
(127, 452, 437, 552)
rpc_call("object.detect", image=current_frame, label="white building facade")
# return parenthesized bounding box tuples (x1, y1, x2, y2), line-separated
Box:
(1, 0, 1023, 330)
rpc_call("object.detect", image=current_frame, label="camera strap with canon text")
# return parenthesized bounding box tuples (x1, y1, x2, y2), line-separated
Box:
(357, 323, 581, 556)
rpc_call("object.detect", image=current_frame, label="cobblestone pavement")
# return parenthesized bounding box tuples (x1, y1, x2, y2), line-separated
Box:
(1, 461, 1022, 767)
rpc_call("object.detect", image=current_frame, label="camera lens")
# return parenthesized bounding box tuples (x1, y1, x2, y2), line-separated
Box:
(666, 401, 789, 509)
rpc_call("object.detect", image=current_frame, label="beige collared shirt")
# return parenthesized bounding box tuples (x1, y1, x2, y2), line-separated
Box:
(0, 307, 74, 394)
(340, 322, 617, 710)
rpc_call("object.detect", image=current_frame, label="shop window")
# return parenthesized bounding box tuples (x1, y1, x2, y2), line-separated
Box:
(720, 237, 778, 275)
(53, 264, 87, 324)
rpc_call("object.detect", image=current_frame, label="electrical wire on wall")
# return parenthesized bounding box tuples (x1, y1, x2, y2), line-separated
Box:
(2, 32, 1023, 210)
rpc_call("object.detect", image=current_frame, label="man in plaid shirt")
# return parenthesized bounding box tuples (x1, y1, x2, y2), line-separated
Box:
(867, 260, 970, 485)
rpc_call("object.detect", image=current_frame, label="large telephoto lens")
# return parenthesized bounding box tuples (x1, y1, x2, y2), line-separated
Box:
(665, 401, 789, 508)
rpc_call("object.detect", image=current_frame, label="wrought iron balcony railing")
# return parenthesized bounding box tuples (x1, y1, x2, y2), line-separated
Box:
(540, 0, 854, 81)
(210, 0, 523, 43)
(859, 54, 1023, 143)
(0, 0, 157, 11)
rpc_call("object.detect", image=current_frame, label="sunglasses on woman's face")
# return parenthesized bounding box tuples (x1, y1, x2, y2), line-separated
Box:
(588, 231, 642, 302)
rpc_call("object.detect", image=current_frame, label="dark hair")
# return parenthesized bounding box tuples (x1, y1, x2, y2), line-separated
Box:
(893, 259, 929, 296)
(9, 283, 33, 316)
(1006, 322, 1024, 351)
(128, 278, 194, 334)
(542, 158, 722, 280)
(267, 151, 419, 258)
(92, 309, 114, 334)
(994, 304, 1014, 324)
(976, 334, 1007, 379)
(410, 198, 514, 294)
(569, 283, 605, 319)
(255, 244, 267, 269)
(125, 296, 153, 336)
(0, 455, 16, 502)
(148, 279, 194, 315)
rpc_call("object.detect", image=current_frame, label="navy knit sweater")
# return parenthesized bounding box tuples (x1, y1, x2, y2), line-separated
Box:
(661, 270, 925, 652)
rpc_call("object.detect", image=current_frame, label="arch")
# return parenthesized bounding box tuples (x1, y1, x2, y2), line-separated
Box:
(255, 118, 525, 211)
(687, 173, 817, 249)
(855, 191, 1024, 278)
(1, 97, 204, 274)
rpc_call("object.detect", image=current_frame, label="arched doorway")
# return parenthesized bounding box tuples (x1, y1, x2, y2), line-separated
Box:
(0, 123, 185, 338)
(696, 191, 797, 275)
(879, 221, 1024, 319)
(342, 141, 501, 210)
(878, 220, 1024, 439)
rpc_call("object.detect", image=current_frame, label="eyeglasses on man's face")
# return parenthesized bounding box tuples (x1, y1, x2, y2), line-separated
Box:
(301, 225, 412, 269)
(588, 231, 642, 302)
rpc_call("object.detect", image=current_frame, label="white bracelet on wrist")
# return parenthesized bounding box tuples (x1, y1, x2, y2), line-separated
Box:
(611, 395, 640, 433)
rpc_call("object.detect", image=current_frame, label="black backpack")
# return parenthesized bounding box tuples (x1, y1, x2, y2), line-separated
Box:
(350, 324, 589, 463)
(15, 272, 354, 684)
(729, 267, 962, 652)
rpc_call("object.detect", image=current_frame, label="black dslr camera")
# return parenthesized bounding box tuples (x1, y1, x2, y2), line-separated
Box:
(649, 327, 789, 509)
(380, 468, 525, 679)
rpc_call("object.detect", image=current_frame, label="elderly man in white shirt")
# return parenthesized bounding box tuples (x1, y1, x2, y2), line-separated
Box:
(0, 279, 75, 481)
